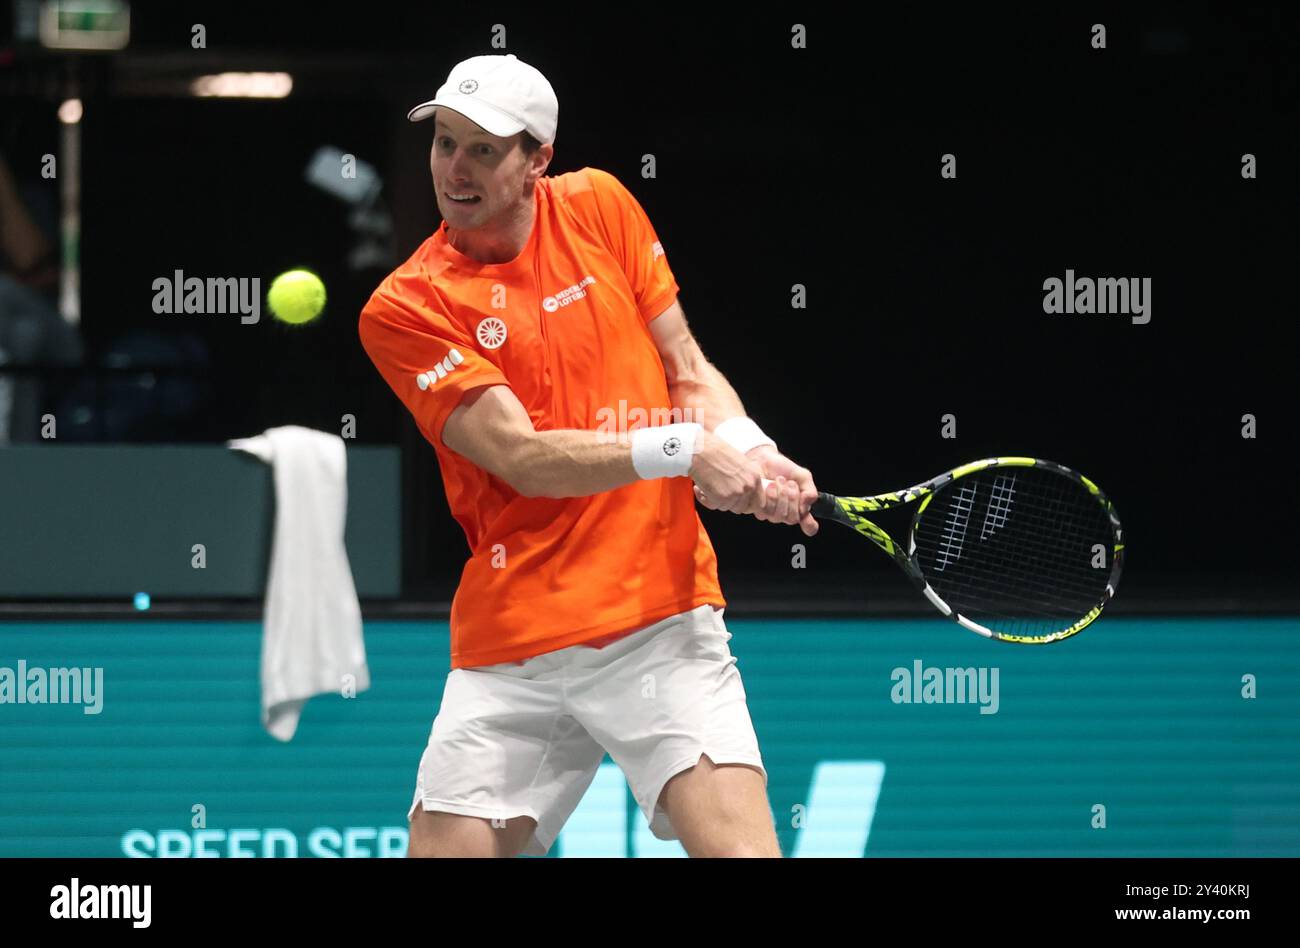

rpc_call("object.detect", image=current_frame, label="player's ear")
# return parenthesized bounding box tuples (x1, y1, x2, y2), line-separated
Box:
(530, 142, 553, 179)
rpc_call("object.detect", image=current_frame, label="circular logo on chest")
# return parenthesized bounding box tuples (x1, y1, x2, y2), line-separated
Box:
(476, 317, 507, 349)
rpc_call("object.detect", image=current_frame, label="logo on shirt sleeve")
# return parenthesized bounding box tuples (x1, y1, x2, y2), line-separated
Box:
(476, 317, 507, 349)
(651, 241, 665, 260)
(416, 348, 465, 390)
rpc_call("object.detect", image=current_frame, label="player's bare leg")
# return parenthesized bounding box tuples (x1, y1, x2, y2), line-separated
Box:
(407, 810, 537, 858)
(657, 753, 781, 857)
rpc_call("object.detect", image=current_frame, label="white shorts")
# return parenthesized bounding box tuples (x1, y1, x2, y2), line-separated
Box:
(407, 603, 765, 856)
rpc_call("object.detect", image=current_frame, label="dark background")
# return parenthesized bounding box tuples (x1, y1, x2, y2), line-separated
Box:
(2, 3, 1297, 608)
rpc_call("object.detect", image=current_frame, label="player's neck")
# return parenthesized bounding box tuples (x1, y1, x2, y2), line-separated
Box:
(446, 188, 537, 264)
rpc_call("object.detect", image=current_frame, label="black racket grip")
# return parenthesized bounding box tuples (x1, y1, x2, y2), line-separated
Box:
(810, 492, 839, 518)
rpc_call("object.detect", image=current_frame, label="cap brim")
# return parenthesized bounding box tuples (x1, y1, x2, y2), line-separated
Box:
(406, 96, 527, 138)
(406, 101, 439, 121)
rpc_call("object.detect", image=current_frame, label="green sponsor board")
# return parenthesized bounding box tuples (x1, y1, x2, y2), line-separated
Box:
(0, 617, 1296, 857)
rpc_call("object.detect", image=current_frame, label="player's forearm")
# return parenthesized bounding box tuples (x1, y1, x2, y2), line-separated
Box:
(666, 359, 746, 432)
(510, 357, 748, 498)
(512, 428, 643, 498)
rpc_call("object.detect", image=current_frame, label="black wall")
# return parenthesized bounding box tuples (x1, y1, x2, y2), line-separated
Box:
(15, 5, 1296, 605)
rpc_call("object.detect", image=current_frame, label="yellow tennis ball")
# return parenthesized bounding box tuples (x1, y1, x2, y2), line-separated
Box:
(267, 269, 326, 325)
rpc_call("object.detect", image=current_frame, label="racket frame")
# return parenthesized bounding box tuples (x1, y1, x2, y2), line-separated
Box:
(811, 457, 1124, 643)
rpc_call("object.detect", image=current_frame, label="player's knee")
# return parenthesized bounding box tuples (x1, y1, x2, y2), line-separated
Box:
(407, 811, 533, 858)
(691, 836, 781, 858)
(408, 811, 484, 858)
(722, 844, 781, 858)
(407, 835, 450, 858)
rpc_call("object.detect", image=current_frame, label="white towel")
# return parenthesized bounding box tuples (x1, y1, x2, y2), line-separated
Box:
(226, 426, 370, 741)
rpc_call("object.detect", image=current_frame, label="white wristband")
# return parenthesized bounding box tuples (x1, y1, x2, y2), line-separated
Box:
(631, 423, 702, 479)
(713, 416, 776, 455)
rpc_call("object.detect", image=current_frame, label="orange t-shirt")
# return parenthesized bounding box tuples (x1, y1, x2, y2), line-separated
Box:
(359, 167, 725, 669)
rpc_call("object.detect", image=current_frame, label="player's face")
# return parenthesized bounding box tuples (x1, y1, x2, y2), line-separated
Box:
(430, 112, 530, 230)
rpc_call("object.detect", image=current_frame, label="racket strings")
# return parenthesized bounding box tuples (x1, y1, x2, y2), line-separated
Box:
(911, 468, 1116, 635)
(928, 496, 1105, 599)
(920, 484, 1103, 593)
(919, 521, 1108, 624)
(922, 505, 1107, 615)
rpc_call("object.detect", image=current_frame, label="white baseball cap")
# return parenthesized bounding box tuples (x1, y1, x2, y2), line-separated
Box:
(407, 53, 558, 146)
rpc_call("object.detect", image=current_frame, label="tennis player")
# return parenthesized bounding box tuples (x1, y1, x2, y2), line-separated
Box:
(359, 53, 819, 858)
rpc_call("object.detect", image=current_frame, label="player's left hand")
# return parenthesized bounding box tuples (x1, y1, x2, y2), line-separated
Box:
(694, 445, 819, 536)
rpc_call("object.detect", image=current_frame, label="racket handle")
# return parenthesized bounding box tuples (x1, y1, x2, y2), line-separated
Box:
(810, 492, 839, 517)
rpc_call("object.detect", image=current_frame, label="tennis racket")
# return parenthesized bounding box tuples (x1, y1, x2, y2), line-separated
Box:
(807, 457, 1124, 643)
